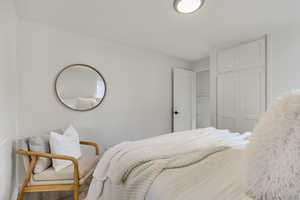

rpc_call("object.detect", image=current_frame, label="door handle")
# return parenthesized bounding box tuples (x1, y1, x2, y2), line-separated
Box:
(173, 110, 180, 115)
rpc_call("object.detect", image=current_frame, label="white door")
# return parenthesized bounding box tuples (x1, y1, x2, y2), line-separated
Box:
(196, 71, 210, 128)
(173, 68, 196, 132)
(217, 69, 265, 132)
(216, 38, 266, 133)
(217, 72, 239, 131)
(238, 68, 265, 133)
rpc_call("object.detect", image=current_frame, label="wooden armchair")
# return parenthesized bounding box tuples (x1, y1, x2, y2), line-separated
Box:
(17, 140, 100, 200)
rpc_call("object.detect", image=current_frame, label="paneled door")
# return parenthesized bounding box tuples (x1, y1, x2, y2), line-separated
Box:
(216, 37, 266, 133)
(238, 68, 265, 133)
(217, 72, 239, 131)
(196, 71, 210, 128)
(173, 68, 196, 132)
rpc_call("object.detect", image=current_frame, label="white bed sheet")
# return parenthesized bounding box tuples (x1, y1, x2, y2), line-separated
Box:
(146, 149, 252, 200)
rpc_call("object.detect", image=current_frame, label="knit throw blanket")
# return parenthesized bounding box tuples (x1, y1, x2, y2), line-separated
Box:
(85, 127, 250, 200)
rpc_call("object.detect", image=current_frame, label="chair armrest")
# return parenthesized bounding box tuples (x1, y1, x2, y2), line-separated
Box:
(16, 150, 79, 165)
(80, 141, 100, 155)
(16, 150, 80, 185)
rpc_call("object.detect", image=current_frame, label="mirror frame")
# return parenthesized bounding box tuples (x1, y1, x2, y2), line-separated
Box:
(54, 64, 107, 112)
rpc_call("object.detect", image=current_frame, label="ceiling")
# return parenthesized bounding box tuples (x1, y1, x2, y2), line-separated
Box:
(15, 0, 300, 61)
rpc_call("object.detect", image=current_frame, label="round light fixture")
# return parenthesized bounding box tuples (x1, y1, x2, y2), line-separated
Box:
(174, 0, 204, 14)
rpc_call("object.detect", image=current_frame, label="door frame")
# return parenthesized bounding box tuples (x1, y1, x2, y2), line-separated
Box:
(172, 68, 196, 132)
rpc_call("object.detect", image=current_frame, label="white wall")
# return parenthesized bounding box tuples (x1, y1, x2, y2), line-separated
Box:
(268, 27, 300, 104)
(17, 20, 189, 150)
(0, 0, 17, 199)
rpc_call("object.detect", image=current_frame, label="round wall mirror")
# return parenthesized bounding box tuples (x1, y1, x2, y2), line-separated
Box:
(55, 64, 106, 111)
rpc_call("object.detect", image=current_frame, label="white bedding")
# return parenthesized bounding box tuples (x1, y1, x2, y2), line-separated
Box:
(85, 128, 250, 200)
(146, 149, 252, 200)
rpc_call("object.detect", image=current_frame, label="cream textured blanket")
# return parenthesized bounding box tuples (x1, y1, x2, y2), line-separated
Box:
(146, 149, 251, 200)
(85, 127, 250, 200)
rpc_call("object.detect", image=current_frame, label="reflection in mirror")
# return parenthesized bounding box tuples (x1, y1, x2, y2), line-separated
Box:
(55, 64, 106, 111)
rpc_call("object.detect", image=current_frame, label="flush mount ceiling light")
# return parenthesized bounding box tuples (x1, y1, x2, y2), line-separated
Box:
(174, 0, 204, 14)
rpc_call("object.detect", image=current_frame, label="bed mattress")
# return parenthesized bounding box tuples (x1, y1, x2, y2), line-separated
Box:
(146, 149, 252, 200)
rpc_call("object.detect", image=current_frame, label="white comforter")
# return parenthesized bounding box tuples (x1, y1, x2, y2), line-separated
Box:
(146, 148, 251, 200)
(85, 128, 250, 200)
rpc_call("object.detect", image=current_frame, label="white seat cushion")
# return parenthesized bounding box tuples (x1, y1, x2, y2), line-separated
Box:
(33, 155, 100, 181)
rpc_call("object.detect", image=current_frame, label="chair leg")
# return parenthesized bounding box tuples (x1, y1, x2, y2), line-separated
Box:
(73, 186, 80, 200)
(17, 156, 37, 200)
(17, 189, 25, 200)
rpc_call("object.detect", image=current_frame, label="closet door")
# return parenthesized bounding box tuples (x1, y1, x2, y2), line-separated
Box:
(238, 68, 265, 133)
(216, 38, 266, 133)
(196, 71, 210, 128)
(217, 72, 239, 131)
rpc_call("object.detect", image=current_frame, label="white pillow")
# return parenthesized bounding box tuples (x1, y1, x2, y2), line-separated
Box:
(50, 125, 82, 171)
(29, 135, 52, 174)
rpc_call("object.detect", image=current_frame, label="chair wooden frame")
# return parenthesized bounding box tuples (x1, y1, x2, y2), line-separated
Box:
(16, 141, 100, 200)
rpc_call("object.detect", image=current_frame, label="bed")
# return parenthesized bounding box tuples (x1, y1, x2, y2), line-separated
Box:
(85, 128, 251, 200)
(146, 148, 251, 200)
(85, 91, 300, 200)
